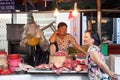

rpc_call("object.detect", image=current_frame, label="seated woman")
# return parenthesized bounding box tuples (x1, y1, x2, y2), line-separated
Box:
(49, 22, 86, 55)
(84, 30, 118, 80)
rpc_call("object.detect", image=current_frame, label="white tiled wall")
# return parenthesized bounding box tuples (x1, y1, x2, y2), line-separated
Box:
(0, 14, 12, 52)
(33, 13, 56, 40)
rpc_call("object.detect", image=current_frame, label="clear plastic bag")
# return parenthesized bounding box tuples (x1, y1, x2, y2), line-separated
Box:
(20, 22, 45, 46)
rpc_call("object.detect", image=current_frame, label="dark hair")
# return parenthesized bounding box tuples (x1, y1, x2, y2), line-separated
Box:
(57, 22, 67, 29)
(86, 30, 101, 46)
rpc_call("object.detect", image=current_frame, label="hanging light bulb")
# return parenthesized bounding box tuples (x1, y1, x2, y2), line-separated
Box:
(72, 2, 78, 17)
(54, 8, 59, 17)
(72, 2, 79, 17)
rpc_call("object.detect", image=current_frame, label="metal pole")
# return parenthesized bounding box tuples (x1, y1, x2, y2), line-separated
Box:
(97, 0, 102, 40)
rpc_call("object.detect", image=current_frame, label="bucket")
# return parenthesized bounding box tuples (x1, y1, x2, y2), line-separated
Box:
(8, 54, 22, 72)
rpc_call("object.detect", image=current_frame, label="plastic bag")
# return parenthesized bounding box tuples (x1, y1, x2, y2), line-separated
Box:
(20, 22, 45, 46)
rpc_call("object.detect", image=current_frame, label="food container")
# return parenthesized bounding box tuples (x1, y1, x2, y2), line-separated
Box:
(9, 54, 20, 59)
(8, 54, 23, 72)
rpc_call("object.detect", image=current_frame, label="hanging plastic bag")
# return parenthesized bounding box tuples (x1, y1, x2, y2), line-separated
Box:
(20, 22, 45, 46)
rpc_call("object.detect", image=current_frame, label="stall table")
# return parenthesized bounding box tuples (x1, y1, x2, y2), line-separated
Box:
(0, 70, 89, 80)
(29, 69, 89, 80)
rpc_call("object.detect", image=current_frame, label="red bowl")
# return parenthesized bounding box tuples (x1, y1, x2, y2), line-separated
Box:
(0, 69, 3, 73)
(0, 69, 12, 75)
(9, 54, 20, 59)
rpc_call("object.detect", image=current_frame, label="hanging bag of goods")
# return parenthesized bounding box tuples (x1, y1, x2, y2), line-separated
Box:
(20, 22, 45, 47)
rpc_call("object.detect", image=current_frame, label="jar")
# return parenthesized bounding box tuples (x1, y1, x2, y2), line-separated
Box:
(0, 52, 8, 69)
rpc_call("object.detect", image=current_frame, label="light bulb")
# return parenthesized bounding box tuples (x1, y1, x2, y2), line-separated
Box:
(72, 9, 78, 17)
(54, 8, 59, 16)
(72, 2, 78, 17)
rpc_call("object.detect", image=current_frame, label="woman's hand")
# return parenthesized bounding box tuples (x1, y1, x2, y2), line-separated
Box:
(110, 71, 118, 80)
(49, 30, 59, 43)
(54, 30, 59, 35)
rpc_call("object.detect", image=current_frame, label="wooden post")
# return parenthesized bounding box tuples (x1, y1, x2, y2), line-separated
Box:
(97, 0, 102, 40)
(23, 0, 28, 11)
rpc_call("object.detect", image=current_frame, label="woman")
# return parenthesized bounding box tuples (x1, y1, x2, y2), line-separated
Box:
(84, 30, 118, 80)
(49, 22, 86, 55)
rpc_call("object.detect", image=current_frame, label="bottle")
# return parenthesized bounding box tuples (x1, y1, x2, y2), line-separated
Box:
(0, 52, 8, 69)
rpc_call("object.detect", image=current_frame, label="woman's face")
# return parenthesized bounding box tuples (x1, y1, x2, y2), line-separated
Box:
(84, 32, 94, 46)
(58, 26, 67, 36)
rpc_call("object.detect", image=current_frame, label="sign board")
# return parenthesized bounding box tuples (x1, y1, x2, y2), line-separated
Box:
(0, 0, 15, 13)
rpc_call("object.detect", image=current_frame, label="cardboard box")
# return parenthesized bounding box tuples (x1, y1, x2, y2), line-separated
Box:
(110, 55, 120, 75)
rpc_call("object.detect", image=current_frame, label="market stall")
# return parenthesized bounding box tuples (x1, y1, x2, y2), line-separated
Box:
(0, 19, 89, 80)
